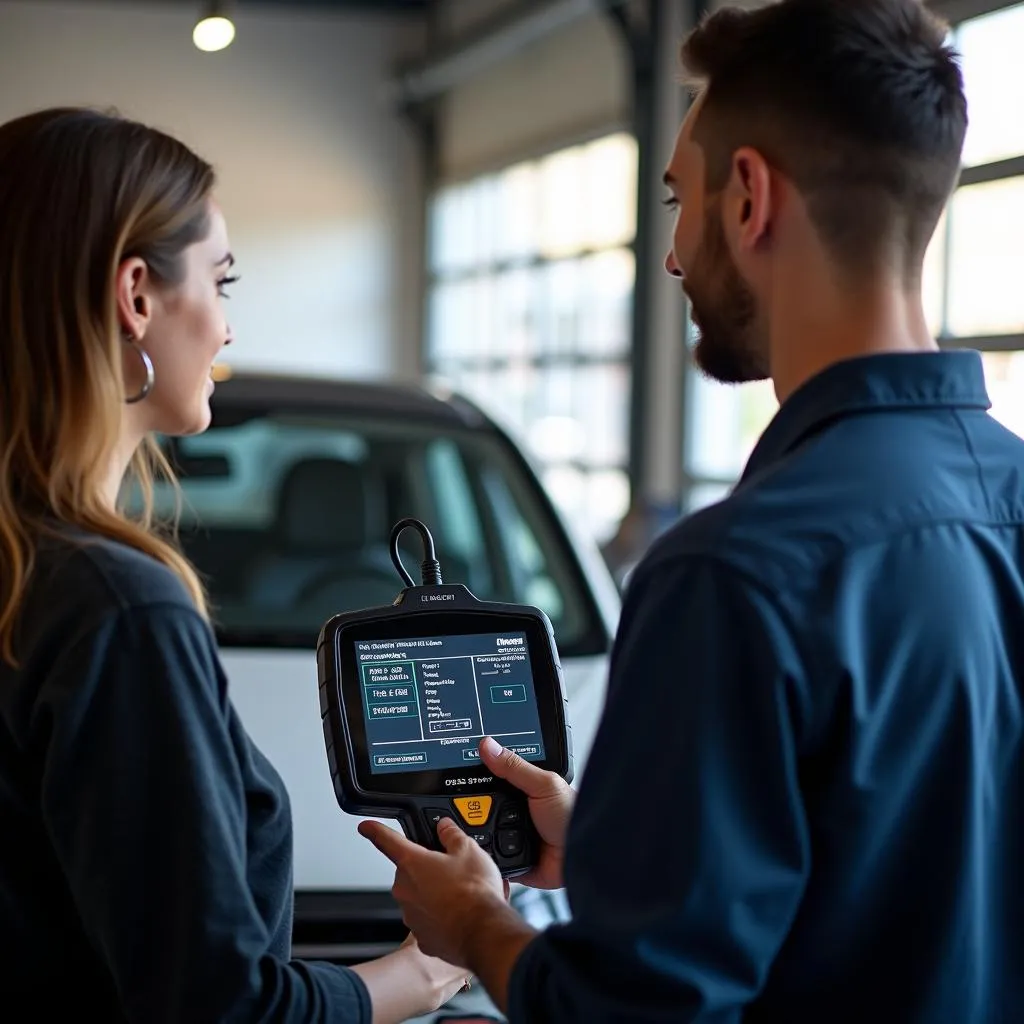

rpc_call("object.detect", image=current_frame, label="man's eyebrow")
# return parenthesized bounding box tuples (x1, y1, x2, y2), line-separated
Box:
(662, 171, 676, 187)
(215, 252, 235, 268)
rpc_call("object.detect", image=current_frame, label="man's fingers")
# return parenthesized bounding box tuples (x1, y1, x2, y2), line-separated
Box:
(361, 818, 482, 863)
(436, 816, 470, 853)
(358, 820, 416, 865)
(479, 736, 559, 798)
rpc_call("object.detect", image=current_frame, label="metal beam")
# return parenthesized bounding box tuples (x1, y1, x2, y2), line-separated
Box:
(386, 0, 623, 108)
(408, 105, 441, 380)
(959, 155, 1024, 188)
(939, 334, 1024, 352)
(617, 0, 660, 501)
(23, 0, 432, 9)
(618, 0, 708, 523)
(240, 0, 428, 8)
(929, 0, 1020, 24)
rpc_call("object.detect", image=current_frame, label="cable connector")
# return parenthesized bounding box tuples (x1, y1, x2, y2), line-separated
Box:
(389, 518, 445, 588)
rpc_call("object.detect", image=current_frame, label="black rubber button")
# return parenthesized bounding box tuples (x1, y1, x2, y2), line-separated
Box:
(496, 828, 524, 858)
(423, 808, 455, 847)
(497, 804, 523, 827)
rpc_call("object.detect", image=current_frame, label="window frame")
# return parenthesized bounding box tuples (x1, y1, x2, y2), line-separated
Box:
(423, 131, 640, 545)
(935, 0, 1024, 351)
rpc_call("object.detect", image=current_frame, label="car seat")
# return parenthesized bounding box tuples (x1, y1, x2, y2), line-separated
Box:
(245, 456, 401, 612)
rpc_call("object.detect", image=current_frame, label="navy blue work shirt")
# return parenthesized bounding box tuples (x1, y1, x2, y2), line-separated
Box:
(511, 350, 1024, 1023)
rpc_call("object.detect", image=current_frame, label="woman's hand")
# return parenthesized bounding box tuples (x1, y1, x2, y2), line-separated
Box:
(396, 932, 473, 1012)
(350, 930, 471, 1023)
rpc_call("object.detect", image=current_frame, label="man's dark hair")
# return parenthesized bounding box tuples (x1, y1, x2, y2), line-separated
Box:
(682, 0, 967, 282)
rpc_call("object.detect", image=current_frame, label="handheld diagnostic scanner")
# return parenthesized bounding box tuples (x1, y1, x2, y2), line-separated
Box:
(317, 518, 574, 878)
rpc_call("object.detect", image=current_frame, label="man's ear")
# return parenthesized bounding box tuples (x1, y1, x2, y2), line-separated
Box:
(114, 257, 155, 340)
(725, 146, 773, 254)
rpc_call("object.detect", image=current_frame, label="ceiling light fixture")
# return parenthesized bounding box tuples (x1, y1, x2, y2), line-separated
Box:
(193, 0, 236, 53)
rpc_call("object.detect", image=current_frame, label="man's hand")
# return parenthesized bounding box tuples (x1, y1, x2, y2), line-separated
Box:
(479, 736, 575, 889)
(359, 817, 538, 1015)
(358, 815, 511, 966)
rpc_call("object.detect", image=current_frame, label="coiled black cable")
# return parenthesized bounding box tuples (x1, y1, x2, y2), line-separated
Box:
(389, 518, 444, 588)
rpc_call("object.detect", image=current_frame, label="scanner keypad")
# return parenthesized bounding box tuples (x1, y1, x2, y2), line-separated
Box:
(424, 795, 532, 873)
(496, 804, 522, 827)
(453, 796, 493, 828)
(423, 807, 455, 835)
(496, 827, 525, 858)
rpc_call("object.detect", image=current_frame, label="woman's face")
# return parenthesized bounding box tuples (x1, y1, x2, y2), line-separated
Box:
(123, 199, 235, 437)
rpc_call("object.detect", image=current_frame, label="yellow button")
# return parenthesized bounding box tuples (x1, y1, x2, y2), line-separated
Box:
(453, 795, 493, 827)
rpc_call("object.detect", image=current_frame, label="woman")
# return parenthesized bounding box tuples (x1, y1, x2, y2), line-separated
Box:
(0, 106, 468, 1021)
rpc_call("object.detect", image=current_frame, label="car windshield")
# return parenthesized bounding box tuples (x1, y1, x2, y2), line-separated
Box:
(134, 403, 608, 658)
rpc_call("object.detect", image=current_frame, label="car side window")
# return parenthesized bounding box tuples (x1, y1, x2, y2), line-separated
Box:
(422, 439, 493, 594)
(475, 461, 568, 629)
(419, 436, 574, 638)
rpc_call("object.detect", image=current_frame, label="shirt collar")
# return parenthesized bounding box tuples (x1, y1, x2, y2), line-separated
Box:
(739, 349, 992, 484)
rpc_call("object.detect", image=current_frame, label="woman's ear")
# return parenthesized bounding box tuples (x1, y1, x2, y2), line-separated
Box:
(115, 257, 153, 339)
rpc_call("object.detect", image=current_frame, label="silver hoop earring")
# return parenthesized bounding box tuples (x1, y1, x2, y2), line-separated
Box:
(123, 334, 154, 404)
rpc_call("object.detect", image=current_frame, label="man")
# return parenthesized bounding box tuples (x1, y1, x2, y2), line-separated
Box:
(362, 1, 1024, 1020)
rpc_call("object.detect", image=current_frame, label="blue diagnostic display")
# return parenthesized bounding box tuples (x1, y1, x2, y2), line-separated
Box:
(355, 631, 547, 774)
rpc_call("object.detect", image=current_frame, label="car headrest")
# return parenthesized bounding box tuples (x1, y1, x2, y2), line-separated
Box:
(275, 457, 382, 552)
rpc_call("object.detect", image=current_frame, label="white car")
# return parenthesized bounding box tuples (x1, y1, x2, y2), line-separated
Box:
(157, 372, 621, 967)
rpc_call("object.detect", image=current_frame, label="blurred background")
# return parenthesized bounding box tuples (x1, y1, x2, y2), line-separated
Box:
(3, 0, 1021, 1010)
(2, 0, 1018, 573)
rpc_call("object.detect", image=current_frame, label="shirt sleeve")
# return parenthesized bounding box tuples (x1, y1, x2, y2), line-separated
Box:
(508, 555, 811, 1023)
(34, 601, 371, 1023)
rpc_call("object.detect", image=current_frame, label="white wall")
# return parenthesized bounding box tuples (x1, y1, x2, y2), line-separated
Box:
(0, 0, 425, 380)
(434, 2, 630, 180)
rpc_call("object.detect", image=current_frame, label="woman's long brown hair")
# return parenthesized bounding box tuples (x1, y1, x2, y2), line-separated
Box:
(0, 107, 213, 665)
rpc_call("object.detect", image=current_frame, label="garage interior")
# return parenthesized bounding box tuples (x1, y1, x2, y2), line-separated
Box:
(4, 0, 1017, 552)
(1, 0, 1021, 1019)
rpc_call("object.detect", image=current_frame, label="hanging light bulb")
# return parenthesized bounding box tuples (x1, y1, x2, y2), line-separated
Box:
(193, 0, 236, 53)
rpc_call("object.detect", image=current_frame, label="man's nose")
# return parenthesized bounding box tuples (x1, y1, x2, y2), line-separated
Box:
(664, 250, 683, 278)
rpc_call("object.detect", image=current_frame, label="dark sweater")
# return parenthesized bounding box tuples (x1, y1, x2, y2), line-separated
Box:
(0, 532, 371, 1021)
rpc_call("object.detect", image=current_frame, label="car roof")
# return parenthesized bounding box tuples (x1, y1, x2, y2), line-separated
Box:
(210, 370, 494, 430)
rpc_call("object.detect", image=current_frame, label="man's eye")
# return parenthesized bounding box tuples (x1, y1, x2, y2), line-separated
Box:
(662, 197, 679, 212)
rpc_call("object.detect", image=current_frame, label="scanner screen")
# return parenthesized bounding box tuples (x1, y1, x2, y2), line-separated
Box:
(355, 631, 547, 774)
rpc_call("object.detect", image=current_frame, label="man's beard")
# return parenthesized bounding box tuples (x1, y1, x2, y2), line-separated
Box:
(685, 200, 769, 385)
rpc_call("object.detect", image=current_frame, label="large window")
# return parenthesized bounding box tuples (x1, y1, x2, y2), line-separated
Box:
(683, 0, 1024, 512)
(426, 133, 638, 545)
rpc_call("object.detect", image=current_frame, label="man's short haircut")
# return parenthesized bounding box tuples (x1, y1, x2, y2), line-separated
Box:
(681, 0, 968, 281)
